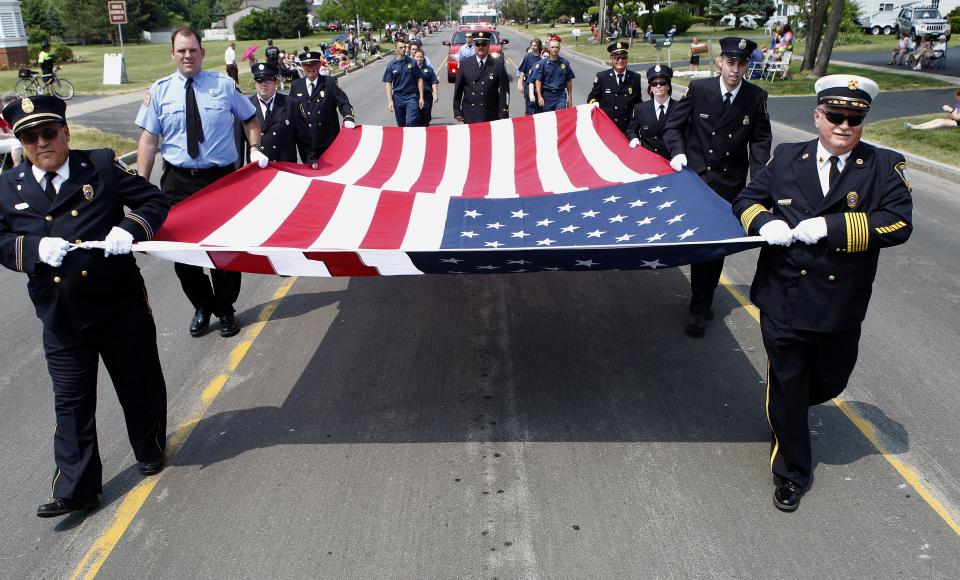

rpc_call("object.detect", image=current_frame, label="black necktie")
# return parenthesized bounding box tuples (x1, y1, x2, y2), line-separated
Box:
(479, 59, 485, 68)
(828, 156, 841, 190)
(722, 91, 732, 112)
(658, 104, 665, 122)
(260, 99, 271, 121)
(44, 171, 57, 201)
(308, 81, 314, 97)
(185, 77, 204, 159)
(617, 73, 623, 86)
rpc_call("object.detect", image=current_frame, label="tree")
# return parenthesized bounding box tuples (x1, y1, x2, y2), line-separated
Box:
(799, 0, 829, 72)
(53, 0, 114, 42)
(234, 9, 282, 39)
(277, 0, 308, 38)
(22, 0, 64, 37)
(813, 0, 845, 76)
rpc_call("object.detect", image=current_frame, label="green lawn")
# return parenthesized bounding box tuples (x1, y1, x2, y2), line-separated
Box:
(748, 62, 952, 95)
(2, 32, 341, 96)
(69, 124, 138, 154)
(864, 113, 960, 166)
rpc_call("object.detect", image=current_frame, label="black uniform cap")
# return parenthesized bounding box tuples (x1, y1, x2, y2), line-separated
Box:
(646, 63, 673, 81)
(2, 96, 66, 136)
(299, 51, 324, 64)
(719, 37, 757, 60)
(607, 41, 629, 55)
(473, 31, 491, 42)
(252, 62, 280, 81)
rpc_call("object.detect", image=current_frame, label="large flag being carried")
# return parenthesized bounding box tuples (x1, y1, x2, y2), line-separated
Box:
(135, 105, 761, 276)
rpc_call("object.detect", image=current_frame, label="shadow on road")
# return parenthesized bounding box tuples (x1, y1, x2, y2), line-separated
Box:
(142, 269, 907, 473)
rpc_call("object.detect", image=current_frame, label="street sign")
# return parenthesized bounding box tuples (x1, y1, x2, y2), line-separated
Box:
(108, 1, 127, 24)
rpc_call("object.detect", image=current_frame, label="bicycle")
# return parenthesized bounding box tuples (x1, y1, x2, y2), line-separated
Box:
(15, 65, 75, 100)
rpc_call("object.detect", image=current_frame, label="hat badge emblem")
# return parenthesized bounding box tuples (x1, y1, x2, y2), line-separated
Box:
(655, 65, 661, 72)
(21, 97, 34, 113)
(848, 79, 859, 90)
(738, 38, 747, 49)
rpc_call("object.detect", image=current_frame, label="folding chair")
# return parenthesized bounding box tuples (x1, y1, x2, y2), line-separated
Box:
(763, 51, 792, 81)
(926, 47, 947, 69)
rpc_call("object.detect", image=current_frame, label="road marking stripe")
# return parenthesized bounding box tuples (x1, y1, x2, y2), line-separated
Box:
(69, 277, 299, 580)
(720, 272, 960, 536)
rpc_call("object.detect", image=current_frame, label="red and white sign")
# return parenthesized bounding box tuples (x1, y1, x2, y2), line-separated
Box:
(108, 1, 127, 24)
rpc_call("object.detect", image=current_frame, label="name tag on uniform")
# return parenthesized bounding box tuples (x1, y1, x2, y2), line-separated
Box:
(777, 199, 792, 206)
(605, 89, 611, 93)
(15, 202, 29, 210)
(699, 113, 710, 119)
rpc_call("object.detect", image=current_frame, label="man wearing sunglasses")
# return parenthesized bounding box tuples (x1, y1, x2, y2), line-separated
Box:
(662, 36, 772, 338)
(453, 31, 510, 124)
(0, 95, 170, 518)
(732, 75, 913, 512)
(587, 41, 643, 134)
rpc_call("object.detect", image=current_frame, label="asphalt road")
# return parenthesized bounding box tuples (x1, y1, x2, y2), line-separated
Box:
(2, 27, 960, 579)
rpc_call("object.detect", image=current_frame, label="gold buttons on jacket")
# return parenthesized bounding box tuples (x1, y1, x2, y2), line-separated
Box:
(828, 275, 836, 282)
(81, 270, 88, 277)
(45, 215, 53, 221)
(800, 269, 808, 276)
(71, 210, 79, 217)
(53, 276, 61, 283)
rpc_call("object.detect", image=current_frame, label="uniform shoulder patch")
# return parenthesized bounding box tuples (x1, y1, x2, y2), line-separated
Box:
(142, 91, 151, 107)
(114, 158, 138, 176)
(894, 160, 910, 191)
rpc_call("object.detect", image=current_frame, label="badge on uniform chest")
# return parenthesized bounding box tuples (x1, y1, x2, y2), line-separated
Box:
(846, 191, 859, 208)
(743, 116, 750, 125)
(83, 184, 95, 201)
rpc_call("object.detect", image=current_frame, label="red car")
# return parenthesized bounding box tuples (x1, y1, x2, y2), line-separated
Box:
(442, 27, 509, 83)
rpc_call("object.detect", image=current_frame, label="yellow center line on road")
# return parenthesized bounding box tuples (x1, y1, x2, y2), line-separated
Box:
(720, 273, 960, 536)
(70, 276, 299, 580)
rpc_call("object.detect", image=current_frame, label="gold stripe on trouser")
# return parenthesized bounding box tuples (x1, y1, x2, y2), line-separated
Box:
(765, 360, 779, 469)
(51, 467, 62, 495)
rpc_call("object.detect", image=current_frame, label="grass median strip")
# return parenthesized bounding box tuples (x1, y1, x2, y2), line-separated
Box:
(69, 276, 298, 580)
(865, 114, 960, 167)
(67, 124, 137, 154)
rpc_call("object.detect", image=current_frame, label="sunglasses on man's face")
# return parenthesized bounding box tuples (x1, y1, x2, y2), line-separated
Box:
(819, 109, 866, 127)
(18, 124, 62, 145)
(649, 80, 669, 87)
(612, 55, 628, 60)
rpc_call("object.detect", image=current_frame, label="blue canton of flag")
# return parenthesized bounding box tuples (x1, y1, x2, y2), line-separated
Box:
(406, 170, 762, 274)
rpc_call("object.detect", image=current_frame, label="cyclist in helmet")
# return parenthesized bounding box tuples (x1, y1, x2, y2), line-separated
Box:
(38, 41, 55, 94)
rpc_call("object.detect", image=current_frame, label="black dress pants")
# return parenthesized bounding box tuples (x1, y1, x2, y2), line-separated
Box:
(45, 298, 167, 500)
(161, 164, 241, 317)
(689, 257, 724, 315)
(760, 312, 861, 489)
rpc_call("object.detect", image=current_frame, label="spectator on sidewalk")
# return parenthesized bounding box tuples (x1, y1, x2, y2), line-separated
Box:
(889, 32, 913, 65)
(906, 35, 932, 68)
(913, 34, 947, 70)
(905, 88, 960, 129)
(224, 42, 239, 84)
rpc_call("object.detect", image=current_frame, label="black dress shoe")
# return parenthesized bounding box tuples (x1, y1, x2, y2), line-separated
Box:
(685, 314, 707, 337)
(138, 457, 164, 476)
(37, 496, 99, 518)
(189, 309, 211, 337)
(219, 313, 241, 338)
(773, 480, 803, 511)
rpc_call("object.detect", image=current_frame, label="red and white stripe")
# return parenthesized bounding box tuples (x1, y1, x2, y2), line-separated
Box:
(142, 105, 676, 275)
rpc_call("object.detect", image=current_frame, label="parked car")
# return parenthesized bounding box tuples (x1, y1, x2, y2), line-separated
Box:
(441, 26, 509, 83)
(896, 5, 951, 40)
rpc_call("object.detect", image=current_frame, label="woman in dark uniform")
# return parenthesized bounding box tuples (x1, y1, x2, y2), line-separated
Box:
(625, 64, 676, 159)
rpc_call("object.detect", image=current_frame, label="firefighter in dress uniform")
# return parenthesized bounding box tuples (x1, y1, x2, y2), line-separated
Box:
(587, 41, 643, 134)
(0, 96, 169, 518)
(732, 75, 912, 511)
(626, 64, 676, 159)
(452, 31, 510, 124)
(290, 51, 356, 166)
(531, 38, 575, 111)
(662, 36, 773, 337)
(241, 62, 297, 162)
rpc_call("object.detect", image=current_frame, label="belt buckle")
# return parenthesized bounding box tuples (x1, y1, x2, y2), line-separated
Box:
(190, 168, 200, 176)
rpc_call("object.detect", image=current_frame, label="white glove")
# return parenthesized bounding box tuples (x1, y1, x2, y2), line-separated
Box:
(250, 148, 269, 169)
(344, 120, 356, 129)
(758, 220, 795, 247)
(669, 154, 687, 172)
(629, 138, 640, 149)
(103, 226, 134, 256)
(792, 217, 828, 245)
(39, 237, 70, 267)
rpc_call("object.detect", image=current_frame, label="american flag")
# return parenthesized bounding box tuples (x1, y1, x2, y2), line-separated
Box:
(136, 105, 761, 277)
